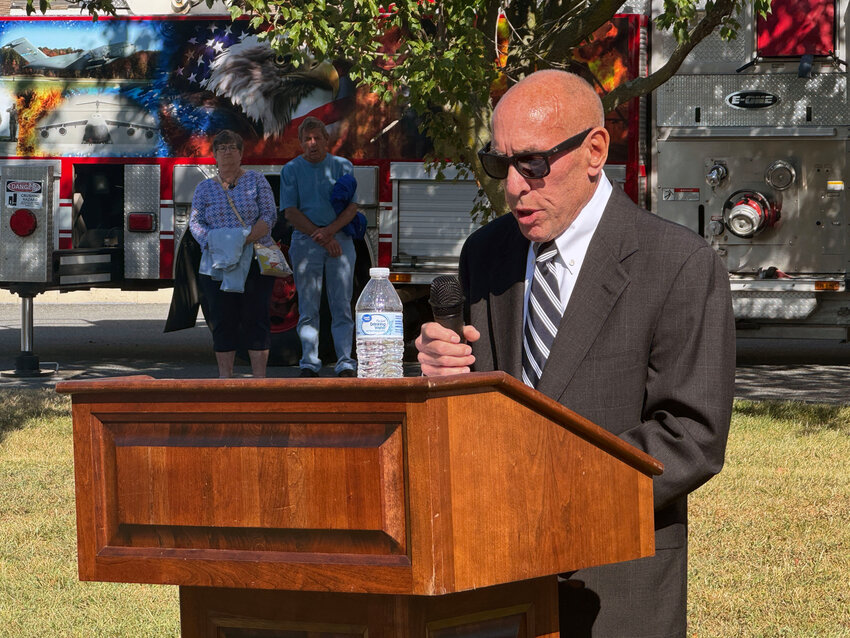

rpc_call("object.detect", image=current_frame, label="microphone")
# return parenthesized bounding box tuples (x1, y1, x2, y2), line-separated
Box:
(429, 275, 466, 343)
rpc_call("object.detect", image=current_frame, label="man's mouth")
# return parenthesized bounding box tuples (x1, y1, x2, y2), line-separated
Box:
(515, 208, 538, 221)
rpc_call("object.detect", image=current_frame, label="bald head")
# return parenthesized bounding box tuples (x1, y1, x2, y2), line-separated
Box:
(493, 70, 604, 135)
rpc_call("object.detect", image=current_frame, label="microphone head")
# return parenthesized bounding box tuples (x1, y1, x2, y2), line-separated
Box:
(429, 275, 464, 312)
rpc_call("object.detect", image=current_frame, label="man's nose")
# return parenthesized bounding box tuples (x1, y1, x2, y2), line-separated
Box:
(504, 163, 531, 196)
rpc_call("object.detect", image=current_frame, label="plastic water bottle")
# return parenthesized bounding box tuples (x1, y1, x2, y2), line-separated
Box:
(356, 267, 404, 378)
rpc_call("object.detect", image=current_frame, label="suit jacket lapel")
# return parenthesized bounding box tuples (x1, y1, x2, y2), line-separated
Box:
(489, 220, 528, 377)
(536, 187, 638, 399)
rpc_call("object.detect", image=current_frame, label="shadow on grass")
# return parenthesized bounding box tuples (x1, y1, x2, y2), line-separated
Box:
(2, 391, 845, 444)
(734, 399, 850, 435)
(0, 388, 70, 441)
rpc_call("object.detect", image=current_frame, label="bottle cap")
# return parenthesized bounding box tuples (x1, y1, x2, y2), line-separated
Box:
(370, 267, 390, 277)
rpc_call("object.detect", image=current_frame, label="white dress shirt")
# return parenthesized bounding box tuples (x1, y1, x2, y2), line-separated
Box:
(523, 171, 613, 324)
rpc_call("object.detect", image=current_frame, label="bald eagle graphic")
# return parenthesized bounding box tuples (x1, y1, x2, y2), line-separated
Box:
(204, 37, 340, 137)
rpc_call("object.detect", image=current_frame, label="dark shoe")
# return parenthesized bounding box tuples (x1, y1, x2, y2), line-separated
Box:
(337, 368, 356, 378)
(299, 368, 319, 378)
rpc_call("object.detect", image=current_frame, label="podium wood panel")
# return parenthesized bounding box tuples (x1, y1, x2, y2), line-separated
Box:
(113, 420, 403, 539)
(178, 577, 558, 638)
(58, 372, 661, 598)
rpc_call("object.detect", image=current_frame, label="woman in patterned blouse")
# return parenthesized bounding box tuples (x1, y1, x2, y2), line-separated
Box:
(189, 130, 279, 378)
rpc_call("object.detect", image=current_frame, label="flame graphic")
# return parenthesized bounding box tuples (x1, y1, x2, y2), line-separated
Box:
(586, 55, 628, 93)
(490, 19, 631, 100)
(573, 22, 629, 93)
(16, 89, 64, 157)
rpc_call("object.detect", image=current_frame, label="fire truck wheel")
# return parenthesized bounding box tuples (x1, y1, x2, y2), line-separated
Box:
(261, 279, 335, 367)
(264, 327, 303, 367)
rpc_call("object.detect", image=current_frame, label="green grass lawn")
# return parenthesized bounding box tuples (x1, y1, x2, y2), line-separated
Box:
(0, 390, 179, 638)
(0, 389, 848, 637)
(689, 401, 850, 637)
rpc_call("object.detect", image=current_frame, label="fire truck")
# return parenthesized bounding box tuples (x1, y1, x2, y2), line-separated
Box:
(652, 0, 850, 340)
(0, 1, 647, 372)
(0, 1, 429, 370)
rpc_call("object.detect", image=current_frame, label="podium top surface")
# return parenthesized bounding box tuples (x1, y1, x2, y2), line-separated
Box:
(56, 371, 662, 476)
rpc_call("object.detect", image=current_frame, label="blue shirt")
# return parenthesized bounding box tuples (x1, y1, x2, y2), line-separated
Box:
(279, 154, 354, 227)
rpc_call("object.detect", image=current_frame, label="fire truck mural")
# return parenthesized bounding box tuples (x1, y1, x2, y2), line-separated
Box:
(0, 17, 427, 160)
(0, 9, 644, 370)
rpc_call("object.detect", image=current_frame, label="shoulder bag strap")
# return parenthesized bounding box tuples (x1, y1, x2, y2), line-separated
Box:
(217, 176, 247, 229)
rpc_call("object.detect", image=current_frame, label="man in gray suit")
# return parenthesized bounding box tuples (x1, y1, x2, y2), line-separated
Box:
(416, 70, 735, 637)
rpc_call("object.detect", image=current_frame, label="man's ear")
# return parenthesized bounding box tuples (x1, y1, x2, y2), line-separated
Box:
(586, 127, 610, 177)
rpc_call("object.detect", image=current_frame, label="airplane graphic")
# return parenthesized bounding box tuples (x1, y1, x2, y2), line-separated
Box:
(39, 110, 158, 145)
(36, 96, 159, 153)
(2, 37, 137, 71)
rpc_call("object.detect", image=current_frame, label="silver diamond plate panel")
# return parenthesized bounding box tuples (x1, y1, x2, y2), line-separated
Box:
(124, 164, 161, 279)
(660, 27, 749, 70)
(657, 74, 850, 127)
(0, 165, 54, 283)
(620, 1, 649, 15)
(732, 291, 817, 320)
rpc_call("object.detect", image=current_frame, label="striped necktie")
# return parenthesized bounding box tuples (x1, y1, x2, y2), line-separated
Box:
(522, 240, 564, 388)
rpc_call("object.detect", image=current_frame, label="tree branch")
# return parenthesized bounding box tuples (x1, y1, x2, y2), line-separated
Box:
(543, 0, 626, 64)
(477, 0, 505, 62)
(601, 0, 737, 113)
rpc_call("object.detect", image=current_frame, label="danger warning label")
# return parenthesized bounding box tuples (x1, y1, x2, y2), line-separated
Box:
(5, 180, 44, 210)
(661, 187, 700, 202)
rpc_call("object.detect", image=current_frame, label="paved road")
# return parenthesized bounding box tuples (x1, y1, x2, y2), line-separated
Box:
(1, 302, 849, 403)
(0, 301, 418, 384)
(736, 338, 850, 403)
(0, 302, 218, 383)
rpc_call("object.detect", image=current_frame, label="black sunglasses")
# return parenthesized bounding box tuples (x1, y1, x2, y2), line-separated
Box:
(477, 127, 594, 180)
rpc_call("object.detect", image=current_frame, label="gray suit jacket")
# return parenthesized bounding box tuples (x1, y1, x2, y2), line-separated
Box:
(459, 186, 735, 638)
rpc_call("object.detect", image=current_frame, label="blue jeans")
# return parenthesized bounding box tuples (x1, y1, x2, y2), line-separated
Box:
(289, 231, 356, 373)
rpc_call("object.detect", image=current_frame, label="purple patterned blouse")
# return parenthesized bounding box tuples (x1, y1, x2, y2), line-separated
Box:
(189, 170, 277, 249)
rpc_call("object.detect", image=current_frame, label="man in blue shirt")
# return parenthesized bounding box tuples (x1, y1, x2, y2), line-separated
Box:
(280, 117, 358, 377)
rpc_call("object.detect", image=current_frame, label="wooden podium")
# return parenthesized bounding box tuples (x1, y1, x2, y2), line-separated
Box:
(56, 372, 662, 637)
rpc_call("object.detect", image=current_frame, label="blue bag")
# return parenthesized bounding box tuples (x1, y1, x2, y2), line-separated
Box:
(344, 211, 368, 239)
(331, 174, 367, 240)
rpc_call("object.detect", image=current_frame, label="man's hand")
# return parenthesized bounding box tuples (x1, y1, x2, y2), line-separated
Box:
(311, 227, 334, 247)
(323, 237, 342, 257)
(416, 322, 480, 376)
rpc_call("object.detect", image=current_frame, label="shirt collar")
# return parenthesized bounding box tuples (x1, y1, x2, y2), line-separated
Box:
(533, 170, 612, 264)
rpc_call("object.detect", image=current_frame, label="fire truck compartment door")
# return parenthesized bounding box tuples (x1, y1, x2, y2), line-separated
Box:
(351, 166, 378, 207)
(124, 164, 161, 279)
(0, 164, 55, 283)
(757, 0, 835, 58)
(391, 163, 479, 265)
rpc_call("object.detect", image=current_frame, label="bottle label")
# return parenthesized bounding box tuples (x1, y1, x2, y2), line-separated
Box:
(357, 312, 403, 338)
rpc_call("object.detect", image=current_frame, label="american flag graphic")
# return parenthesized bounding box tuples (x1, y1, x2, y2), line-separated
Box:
(155, 18, 344, 141)
(168, 20, 251, 91)
(146, 19, 257, 147)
